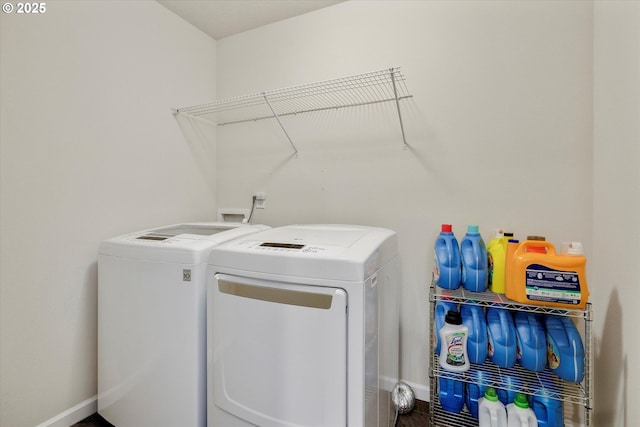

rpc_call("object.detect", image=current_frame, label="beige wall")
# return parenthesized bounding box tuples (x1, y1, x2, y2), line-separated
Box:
(593, 2, 640, 426)
(216, 0, 593, 403)
(1, 1, 638, 426)
(216, 1, 639, 424)
(0, 1, 217, 426)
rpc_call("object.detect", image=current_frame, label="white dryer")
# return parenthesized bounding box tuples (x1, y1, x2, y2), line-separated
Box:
(98, 222, 269, 427)
(206, 224, 400, 427)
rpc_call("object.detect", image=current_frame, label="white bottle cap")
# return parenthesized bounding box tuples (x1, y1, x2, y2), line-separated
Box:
(561, 241, 584, 255)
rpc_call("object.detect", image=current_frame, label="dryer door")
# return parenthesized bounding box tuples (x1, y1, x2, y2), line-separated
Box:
(210, 273, 347, 427)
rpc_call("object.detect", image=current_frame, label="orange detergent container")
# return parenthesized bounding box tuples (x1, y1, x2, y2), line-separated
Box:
(505, 240, 589, 309)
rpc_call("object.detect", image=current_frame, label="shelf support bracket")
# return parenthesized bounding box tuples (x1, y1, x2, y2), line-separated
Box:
(390, 68, 409, 150)
(263, 93, 299, 157)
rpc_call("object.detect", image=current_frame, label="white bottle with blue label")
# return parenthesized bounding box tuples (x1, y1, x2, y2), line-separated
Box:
(435, 300, 458, 354)
(439, 310, 470, 372)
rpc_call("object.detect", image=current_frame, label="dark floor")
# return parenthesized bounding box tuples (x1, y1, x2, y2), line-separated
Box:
(73, 413, 113, 426)
(396, 399, 430, 427)
(74, 400, 430, 426)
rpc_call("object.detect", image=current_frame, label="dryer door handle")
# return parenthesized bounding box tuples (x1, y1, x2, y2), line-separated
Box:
(218, 279, 334, 309)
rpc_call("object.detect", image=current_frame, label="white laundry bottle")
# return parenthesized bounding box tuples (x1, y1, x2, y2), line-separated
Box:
(479, 387, 507, 427)
(438, 309, 469, 372)
(507, 393, 538, 427)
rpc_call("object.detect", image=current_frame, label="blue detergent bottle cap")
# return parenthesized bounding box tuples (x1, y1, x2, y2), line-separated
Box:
(467, 225, 479, 233)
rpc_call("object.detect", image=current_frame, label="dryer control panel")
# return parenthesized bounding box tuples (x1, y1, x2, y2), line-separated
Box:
(208, 224, 397, 281)
(232, 240, 343, 256)
(260, 242, 332, 255)
(259, 242, 305, 250)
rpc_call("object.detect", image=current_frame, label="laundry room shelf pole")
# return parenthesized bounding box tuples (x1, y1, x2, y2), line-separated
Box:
(390, 68, 408, 150)
(172, 67, 413, 154)
(262, 92, 299, 157)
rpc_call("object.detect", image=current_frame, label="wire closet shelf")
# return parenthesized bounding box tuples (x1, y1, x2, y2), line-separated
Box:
(173, 67, 413, 155)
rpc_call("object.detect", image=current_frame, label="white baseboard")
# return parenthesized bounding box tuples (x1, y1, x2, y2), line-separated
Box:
(31, 383, 428, 427)
(35, 395, 97, 427)
(380, 376, 430, 403)
(400, 379, 430, 403)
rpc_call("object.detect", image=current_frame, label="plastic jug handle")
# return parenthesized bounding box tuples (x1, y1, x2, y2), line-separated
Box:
(472, 306, 481, 330)
(491, 410, 498, 425)
(500, 311, 510, 339)
(446, 238, 456, 261)
(522, 240, 556, 255)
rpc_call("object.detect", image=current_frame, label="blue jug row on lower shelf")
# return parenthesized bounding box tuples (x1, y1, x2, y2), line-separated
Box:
(438, 367, 563, 426)
(435, 300, 585, 383)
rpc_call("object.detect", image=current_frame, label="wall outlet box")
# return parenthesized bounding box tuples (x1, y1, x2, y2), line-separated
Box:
(255, 192, 266, 209)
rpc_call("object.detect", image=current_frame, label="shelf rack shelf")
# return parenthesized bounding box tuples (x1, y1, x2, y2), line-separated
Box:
(173, 67, 413, 155)
(429, 283, 593, 427)
(431, 286, 591, 320)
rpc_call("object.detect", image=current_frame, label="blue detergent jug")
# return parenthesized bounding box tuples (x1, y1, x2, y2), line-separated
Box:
(466, 368, 493, 418)
(544, 315, 585, 382)
(531, 371, 564, 427)
(461, 304, 488, 364)
(461, 225, 488, 292)
(487, 308, 517, 368)
(435, 300, 458, 354)
(514, 311, 547, 372)
(434, 224, 462, 289)
(439, 377, 464, 413)
(496, 373, 523, 406)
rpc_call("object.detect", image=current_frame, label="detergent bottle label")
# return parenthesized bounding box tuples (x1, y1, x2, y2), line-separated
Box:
(525, 264, 582, 305)
(487, 328, 497, 360)
(446, 333, 467, 366)
(487, 252, 495, 285)
(546, 335, 561, 369)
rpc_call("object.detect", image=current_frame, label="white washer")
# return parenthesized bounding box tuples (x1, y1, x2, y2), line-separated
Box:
(206, 224, 400, 427)
(98, 222, 269, 427)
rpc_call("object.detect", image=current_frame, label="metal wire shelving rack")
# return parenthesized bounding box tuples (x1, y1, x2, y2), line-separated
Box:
(428, 283, 593, 427)
(173, 67, 412, 156)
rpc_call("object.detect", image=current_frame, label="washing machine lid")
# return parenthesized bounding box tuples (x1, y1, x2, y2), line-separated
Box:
(208, 224, 397, 281)
(99, 222, 270, 263)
